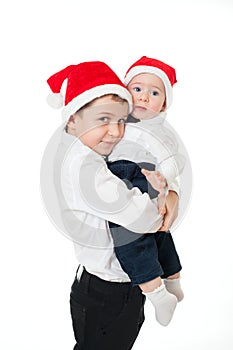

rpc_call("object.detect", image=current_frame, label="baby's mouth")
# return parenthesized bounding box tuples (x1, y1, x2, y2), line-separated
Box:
(134, 105, 147, 111)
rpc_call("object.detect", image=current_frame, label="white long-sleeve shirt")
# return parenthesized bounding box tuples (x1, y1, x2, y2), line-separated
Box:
(54, 131, 163, 282)
(109, 112, 186, 196)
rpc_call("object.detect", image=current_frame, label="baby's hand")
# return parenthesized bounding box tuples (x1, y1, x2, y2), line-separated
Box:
(141, 169, 167, 214)
(141, 169, 167, 193)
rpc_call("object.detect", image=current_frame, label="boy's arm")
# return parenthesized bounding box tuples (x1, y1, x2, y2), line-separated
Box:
(159, 190, 179, 231)
(62, 150, 163, 234)
(139, 168, 179, 231)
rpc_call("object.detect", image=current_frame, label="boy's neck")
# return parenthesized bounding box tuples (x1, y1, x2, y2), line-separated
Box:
(102, 155, 109, 162)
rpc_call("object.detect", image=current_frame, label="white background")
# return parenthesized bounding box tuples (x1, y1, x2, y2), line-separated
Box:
(1, 0, 233, 349)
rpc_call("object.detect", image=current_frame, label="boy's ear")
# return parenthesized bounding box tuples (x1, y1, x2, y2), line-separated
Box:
(67, 114, 77, 129)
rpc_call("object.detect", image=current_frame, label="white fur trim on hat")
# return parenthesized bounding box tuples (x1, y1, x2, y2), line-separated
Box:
(62, 84, 133, 121)
(124, 66, 173, 109)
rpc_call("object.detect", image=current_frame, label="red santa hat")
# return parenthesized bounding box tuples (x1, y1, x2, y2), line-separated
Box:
(124, 56, 177, 109)
(47, 61, 132, 121)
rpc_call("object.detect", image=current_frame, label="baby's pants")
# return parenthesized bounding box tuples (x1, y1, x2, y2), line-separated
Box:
(107, 160, 182, 285)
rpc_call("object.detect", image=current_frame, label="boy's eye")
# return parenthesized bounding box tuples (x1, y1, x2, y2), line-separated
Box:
(151, 91, 159, 96)
(99, 117, 109, 123)
(118, 118, 127, 124)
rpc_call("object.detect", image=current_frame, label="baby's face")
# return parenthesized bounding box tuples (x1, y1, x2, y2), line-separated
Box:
(69, 95, 128, 155)
(128, 73, 166, 120)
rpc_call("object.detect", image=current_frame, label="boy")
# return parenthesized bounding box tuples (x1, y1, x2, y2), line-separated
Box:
(108, 56, 186, 326)
(46, 61, 169, 349)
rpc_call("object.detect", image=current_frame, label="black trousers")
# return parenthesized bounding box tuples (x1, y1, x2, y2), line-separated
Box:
(70, 268, 145, 350)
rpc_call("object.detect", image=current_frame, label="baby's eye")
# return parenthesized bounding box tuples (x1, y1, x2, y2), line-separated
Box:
(151, 91, 159, 96)
(133, 87, 141, 93)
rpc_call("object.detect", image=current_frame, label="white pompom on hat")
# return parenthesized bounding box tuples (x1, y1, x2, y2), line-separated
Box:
(46, 92, 64, 109)
(47, 62, 132, 121)
(124, 56, 177, 109)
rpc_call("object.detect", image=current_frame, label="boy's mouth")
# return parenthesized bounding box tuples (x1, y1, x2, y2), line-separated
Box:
(101, 140, 118, 146)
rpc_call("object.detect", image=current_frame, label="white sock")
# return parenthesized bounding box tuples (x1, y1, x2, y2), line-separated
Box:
(144, 283, 177, 326)
(164, 278, 184, 302)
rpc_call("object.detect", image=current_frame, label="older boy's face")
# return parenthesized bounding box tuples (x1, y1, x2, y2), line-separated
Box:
(69, 95, 128, 155)
(128, 73, 166, 120)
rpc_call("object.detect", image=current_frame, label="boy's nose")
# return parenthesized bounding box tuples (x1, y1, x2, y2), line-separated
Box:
(107, 123, 121, 137)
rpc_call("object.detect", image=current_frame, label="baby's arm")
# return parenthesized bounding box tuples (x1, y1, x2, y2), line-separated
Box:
(157, 154, 185, 193)
(141, 169, 167, 214)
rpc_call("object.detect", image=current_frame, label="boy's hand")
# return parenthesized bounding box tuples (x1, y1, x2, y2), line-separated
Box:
(159, 190, 179, 231)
